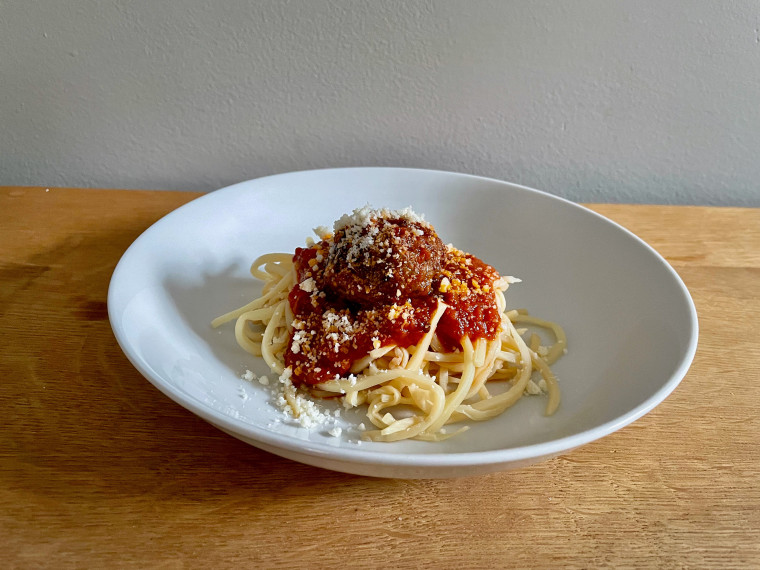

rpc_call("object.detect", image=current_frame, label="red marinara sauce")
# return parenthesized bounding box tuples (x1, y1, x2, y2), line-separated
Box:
(435, 249, 502, 352)
(284, 221, 503, 386)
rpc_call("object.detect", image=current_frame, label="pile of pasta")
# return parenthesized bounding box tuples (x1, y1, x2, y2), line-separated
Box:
(213, 253, 566, 442)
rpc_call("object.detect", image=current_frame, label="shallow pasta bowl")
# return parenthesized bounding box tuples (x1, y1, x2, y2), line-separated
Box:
(108, 167, 698, 478)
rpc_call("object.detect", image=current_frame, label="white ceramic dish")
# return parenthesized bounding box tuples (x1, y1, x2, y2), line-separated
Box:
(108, 167, 698, 478)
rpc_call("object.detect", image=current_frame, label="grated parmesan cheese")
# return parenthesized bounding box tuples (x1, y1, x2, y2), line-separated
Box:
(273, 368, 331, 428)
(333, 204, 426, 232)
(313, 225, 332, 240)
(299, 277, 317, 292)
(525, 380, 543, 395)
(241, 368, 348, 433)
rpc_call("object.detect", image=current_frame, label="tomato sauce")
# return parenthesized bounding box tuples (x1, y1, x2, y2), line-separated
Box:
(284, 242, 503, 386)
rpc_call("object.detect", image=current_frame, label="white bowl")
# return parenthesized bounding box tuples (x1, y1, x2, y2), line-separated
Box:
(108, 167, 698, 478)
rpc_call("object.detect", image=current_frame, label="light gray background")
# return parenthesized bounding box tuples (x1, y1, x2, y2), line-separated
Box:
(3, 0, 759, 205)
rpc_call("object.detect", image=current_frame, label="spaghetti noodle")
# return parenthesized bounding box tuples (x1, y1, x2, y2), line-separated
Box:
(212, 206, 566, 442)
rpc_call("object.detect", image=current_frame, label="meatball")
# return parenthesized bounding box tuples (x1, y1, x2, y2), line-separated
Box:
(321, 214, 446, 305)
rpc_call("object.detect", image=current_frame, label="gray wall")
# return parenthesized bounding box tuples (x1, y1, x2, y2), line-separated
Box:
(3, 0, 760, 205)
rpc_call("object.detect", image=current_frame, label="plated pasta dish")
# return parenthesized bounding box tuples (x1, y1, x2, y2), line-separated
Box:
(212, 206, 566, 442)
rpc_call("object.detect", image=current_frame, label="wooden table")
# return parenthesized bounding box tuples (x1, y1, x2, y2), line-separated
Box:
(2, 186, 759, 568)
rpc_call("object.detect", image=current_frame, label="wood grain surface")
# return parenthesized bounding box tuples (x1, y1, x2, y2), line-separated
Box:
(1, 186, 758, 568)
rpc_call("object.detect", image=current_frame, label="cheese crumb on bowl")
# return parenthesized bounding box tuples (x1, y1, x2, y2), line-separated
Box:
(241, 368, 346, 436)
